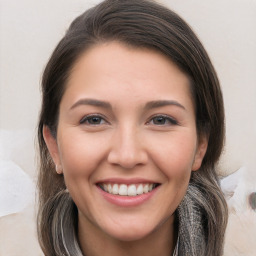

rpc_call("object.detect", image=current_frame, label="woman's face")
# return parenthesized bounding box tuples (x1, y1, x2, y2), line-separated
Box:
(44, 41, 207, 242)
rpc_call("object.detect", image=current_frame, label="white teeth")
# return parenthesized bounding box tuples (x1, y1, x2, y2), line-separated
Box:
(119, 184, 128, 195)
(107, 184, 112, 193)
(143, 184, 149, 193)
(101, 183, 158, 196)
(136, 184, 143, 195)
(128, 184, 137, 196)
(112, 184, 118, 194)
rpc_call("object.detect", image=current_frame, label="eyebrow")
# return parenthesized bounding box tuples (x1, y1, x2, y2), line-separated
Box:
(144, 100, 186, 110)
(70, 98, 185, 111)
(70, 98, 112, 110)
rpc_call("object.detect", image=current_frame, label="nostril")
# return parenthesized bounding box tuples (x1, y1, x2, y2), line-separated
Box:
(107, 146, 148, 169)
(249, 192, 256, 211)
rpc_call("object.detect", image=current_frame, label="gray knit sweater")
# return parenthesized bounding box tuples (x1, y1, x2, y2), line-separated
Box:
(175, 192, 206, 256)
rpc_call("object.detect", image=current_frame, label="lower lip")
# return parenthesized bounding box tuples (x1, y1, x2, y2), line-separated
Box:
(97, 186, 159, 207)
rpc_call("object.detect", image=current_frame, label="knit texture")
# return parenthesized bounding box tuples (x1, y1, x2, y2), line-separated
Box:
(176, 191, 206, 255)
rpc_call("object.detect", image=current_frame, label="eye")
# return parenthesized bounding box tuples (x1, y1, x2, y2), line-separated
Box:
(80, 115, 107, 125)
(148, 115, 178, 126)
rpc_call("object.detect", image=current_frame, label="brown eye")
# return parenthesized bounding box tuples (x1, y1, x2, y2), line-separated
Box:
(80, 115, 106, 125)
(152, 116, 167, 125)
(149, 115, 178, 126)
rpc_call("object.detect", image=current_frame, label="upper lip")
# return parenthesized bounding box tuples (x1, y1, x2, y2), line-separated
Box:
(96, 178, 160, 185)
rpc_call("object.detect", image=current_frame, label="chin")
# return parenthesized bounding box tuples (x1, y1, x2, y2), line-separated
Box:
(110, 231, 151, 242)
(103, 222, 155, 242)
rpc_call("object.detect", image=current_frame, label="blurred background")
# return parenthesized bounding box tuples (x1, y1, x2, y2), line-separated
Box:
(0, 0, 255, 255)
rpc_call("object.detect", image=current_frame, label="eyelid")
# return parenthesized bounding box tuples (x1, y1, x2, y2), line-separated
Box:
(79, 113, 178, 126)
(79, 114, 109, 125)
(146, 114, 179, 126)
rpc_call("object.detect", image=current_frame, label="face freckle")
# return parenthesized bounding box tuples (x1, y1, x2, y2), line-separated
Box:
(48, 41, 207, 243)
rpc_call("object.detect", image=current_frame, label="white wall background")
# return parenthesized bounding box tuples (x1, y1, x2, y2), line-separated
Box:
(0, 0, 255, 255)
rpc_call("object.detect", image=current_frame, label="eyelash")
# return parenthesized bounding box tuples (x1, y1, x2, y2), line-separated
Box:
(147, 115, 178, 126)
(80, 114, 108, 125)
(80, 114, 178, 126)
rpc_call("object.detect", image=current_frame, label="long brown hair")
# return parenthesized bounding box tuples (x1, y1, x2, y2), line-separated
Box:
(37, 0, 228, 255)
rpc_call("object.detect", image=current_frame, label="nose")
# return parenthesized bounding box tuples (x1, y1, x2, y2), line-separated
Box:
(107, 125, 148, 169)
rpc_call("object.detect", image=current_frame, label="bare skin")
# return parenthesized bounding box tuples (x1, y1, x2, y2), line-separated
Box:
(78, 211, 177, 256)
(43, 41, 207, 256)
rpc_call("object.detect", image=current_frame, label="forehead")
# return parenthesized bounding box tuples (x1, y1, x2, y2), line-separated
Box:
(62, 41, 194, 110)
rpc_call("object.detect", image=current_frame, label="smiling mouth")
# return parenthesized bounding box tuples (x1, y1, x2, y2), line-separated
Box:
(98, 183, 160, 196)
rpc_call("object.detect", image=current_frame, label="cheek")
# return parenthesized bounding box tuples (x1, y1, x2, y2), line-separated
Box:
(149, 132, 197, 177)
(57, 131, 108, 178)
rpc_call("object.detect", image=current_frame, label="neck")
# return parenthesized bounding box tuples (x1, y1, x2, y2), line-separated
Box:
(78, 213, 177, 256)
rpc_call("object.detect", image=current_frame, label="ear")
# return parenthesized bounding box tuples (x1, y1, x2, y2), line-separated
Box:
(192, 134, 208, 171)
(43, 125, 63, 174)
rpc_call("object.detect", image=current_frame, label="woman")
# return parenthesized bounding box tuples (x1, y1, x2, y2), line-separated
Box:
(37, 0, 228, 255)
